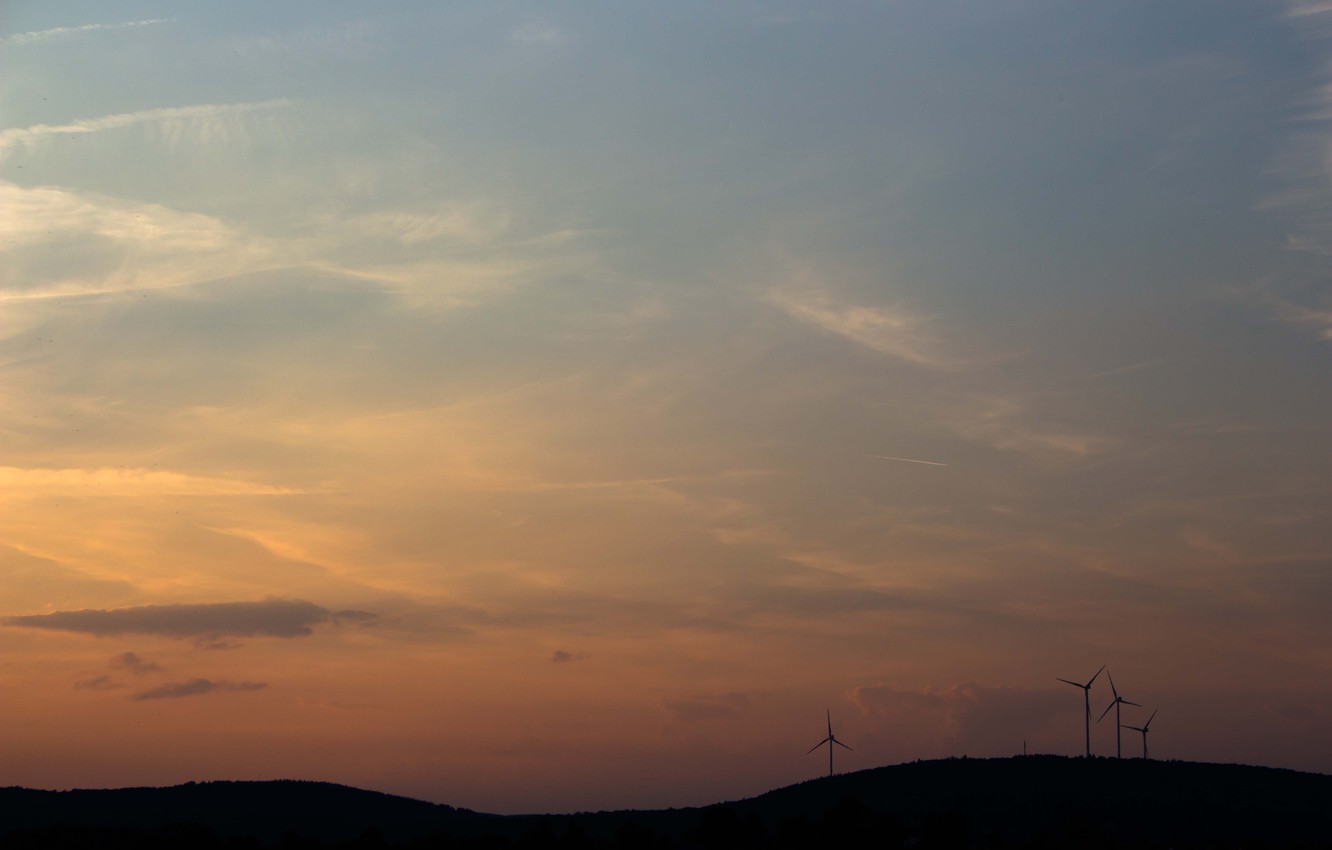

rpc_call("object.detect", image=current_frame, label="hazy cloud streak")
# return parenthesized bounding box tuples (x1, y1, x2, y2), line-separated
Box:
(854, 683, 1069, 751)
(662, 693, 749, 724)
(0, 467, 308, 497)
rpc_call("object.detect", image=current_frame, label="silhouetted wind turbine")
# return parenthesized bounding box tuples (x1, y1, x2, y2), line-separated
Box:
(1121, 708, 1157, 759)
(1056, 664, 1104, 757)
(807, 709, 852, 778)
(1097, 670, 1141, 758)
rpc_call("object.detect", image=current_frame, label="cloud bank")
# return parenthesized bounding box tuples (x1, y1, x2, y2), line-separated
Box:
(4, 599, 349, 641)
(130, 679, 267, 701)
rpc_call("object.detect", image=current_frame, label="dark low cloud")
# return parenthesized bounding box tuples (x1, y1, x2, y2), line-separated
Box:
(662, 692, 749, 724)
(112, 651, 164, 674)
(130, 678, 267, 701)
(74, 675, 121, 691)
(196, 639, 243, 651)
(3, 599, 363, 642)
(72, 653, 165, 691)
(550, 649, 587, 664)
(331, 609, 377, 625)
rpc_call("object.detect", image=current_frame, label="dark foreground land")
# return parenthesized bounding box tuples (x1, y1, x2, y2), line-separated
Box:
(3, 757, 1330, 849)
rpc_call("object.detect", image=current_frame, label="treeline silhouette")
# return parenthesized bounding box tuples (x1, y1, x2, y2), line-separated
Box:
(4, 757, 1331, 849)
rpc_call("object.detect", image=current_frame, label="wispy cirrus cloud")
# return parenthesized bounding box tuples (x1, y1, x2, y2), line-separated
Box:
(3, 599, 352, 641)
(229, 20, 380, 64)
(1228, 279, 1332, 343)
(509, 22, 568, 47)
(0, 182, 281, 302)
(1267, 297, 1332, 340)
(765, 286, 951, 369)
(0, 182, 244, 252)
(935, 392, 1118, 459)
(1, 19, 171, 46)
(1285, 2, 1332, 18)
(342, 205, 511, 247)
(0, 467, 308, 498)
(131, 678, 267, 701)
(1262, 7, 1332, 255)
(0, 99, 292, 158)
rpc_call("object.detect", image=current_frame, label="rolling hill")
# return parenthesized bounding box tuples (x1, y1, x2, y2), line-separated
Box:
(3, 757, 1329, 848)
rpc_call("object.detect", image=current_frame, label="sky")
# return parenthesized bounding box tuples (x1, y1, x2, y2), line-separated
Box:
(2, 0, 1331, 815)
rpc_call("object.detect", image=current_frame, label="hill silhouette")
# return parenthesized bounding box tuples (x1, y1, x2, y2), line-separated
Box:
(3, 757, 1330, 849)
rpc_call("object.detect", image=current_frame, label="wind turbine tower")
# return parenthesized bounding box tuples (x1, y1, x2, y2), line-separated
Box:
(1121, 708, 1157, 759)
(807, 709, 852, 778)
(1097, 670, 1141, 758)
(1056, 664, 1104, 757)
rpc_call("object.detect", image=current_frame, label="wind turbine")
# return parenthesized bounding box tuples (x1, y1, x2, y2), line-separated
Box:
(1121, 708, 1157, 759)
(1097, 670, 1141, 758)
(1056, 664, 1104, 757)
(807, 709, 852, 778)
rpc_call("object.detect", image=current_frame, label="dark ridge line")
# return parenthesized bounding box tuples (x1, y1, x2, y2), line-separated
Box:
(3, 758, 1330, 849)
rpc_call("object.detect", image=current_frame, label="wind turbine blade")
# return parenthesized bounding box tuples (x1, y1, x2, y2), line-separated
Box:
(1144, 709, 1158, 728)
(1055, 678, 1082, 688)
(834, 739, 853, 751)
(1123, 699, 1141, 708)
(1097, 701, 1115, 722)
(807, 738, 830, 754)
(1121, 725, 1144, 732)
(826, 709, 832, 736)
(1106, 670, 1118, 699)
(1086, 665, 1106, 687)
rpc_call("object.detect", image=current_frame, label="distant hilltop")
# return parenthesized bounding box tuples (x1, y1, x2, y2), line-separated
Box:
(3, 756, 1330, 849)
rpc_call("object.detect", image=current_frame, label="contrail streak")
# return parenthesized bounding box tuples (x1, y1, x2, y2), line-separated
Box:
(867, 454, 949, 467)
(2, 19, 172, 46)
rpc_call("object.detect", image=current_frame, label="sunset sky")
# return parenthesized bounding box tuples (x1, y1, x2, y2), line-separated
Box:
(3, 0, 1332, 814)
